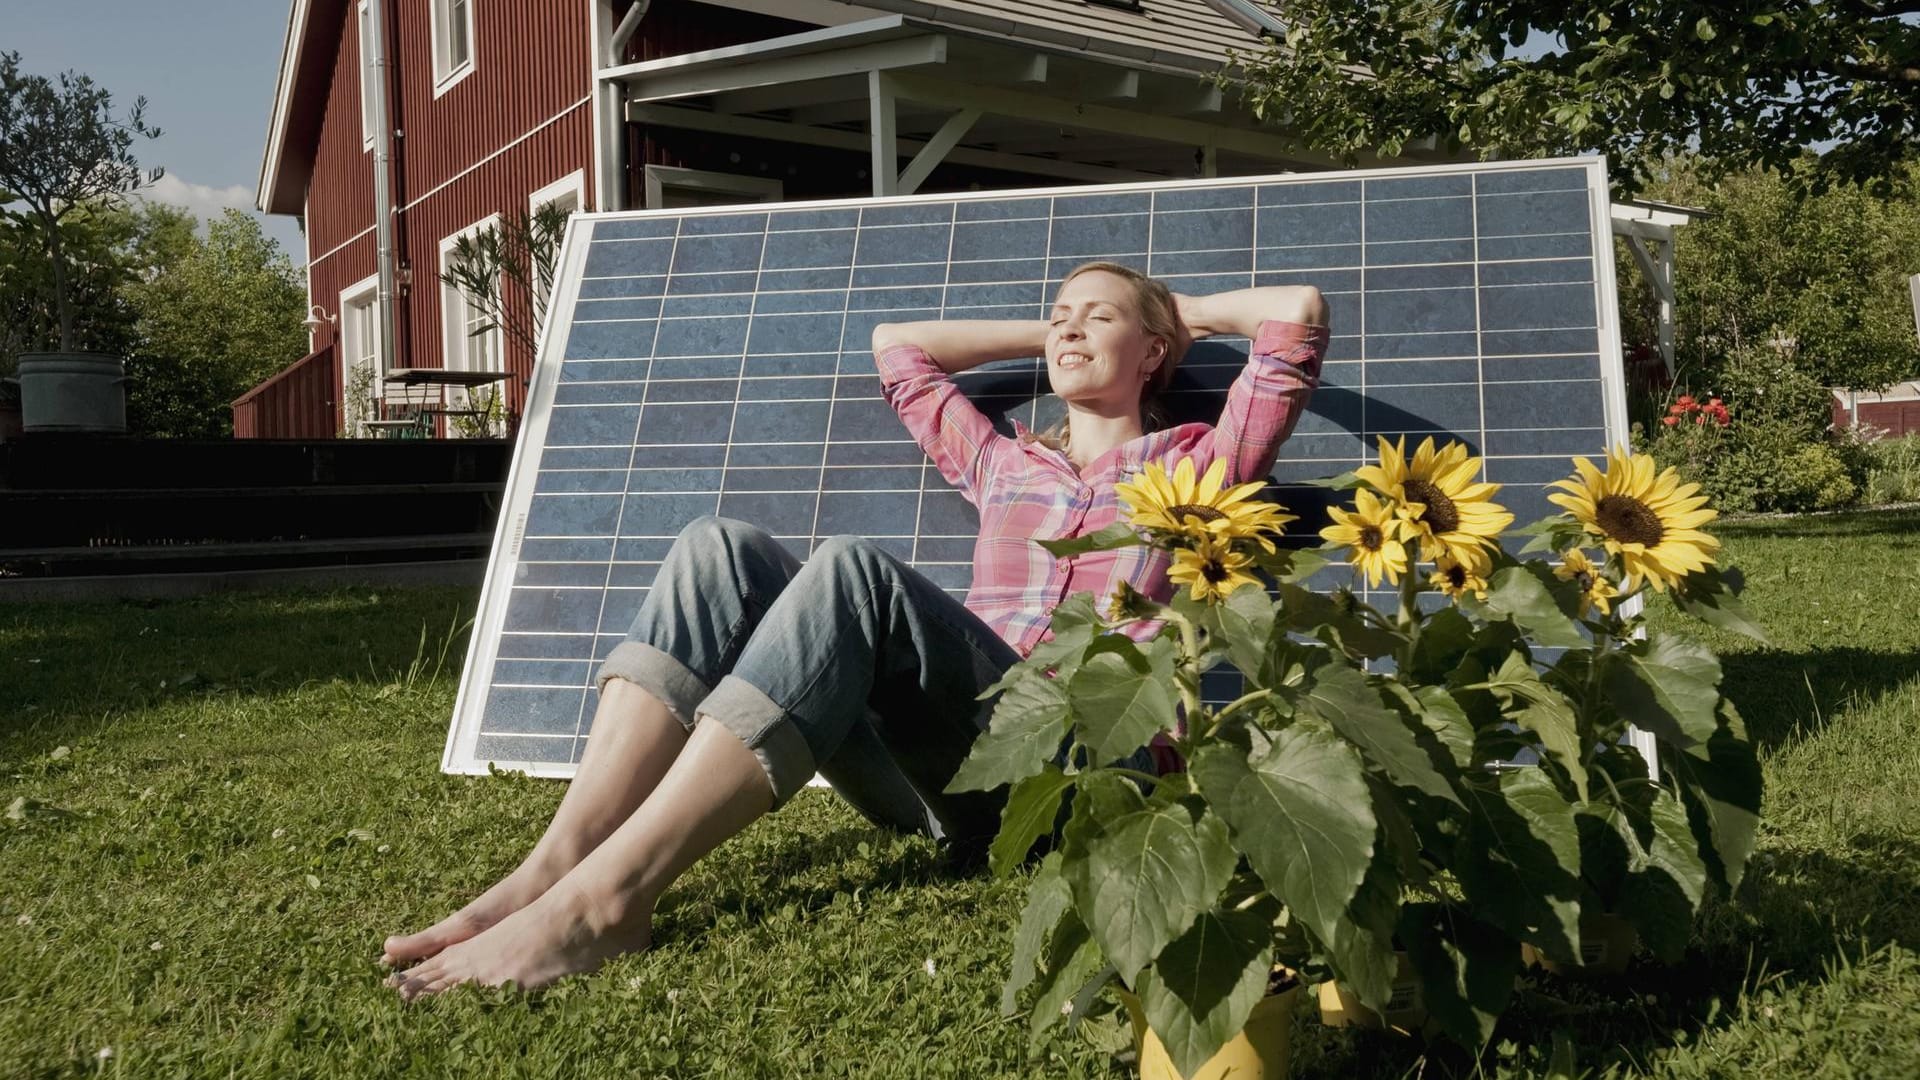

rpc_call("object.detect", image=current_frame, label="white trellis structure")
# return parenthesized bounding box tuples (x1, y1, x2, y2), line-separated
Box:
(1610, 199, 1708, 378)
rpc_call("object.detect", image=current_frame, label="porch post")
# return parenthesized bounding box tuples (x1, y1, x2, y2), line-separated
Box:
(869, 70, 898, 197)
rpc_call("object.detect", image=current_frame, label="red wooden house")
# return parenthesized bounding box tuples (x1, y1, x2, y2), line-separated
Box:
(247, 0, 1429, 438)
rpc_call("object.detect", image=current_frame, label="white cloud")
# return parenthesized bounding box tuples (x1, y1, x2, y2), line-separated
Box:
(140, 171, 256, 221)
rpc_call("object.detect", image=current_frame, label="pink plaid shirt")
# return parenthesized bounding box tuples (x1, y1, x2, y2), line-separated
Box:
(876, 320, 1327, 657)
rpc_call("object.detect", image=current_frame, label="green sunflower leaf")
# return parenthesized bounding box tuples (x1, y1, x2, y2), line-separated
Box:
(1036, 522, 1142, 558)
(1002, 852, 1072, 1014)
(990, 766, 1073, 877)
(1618, 786, 1708, 963)
(1066, 800, 1237, 986)
(1300, 660, 1462, 807)
(1398, 901, 1518, 1051)
(1137, 898, 1279, 1078)
(1026, 912, 1105, 1050)
(947, 672, 1071, 794)
(1668, 699, 1763, 894)
(1673, 565, 1770, 644)
(1068, 636, 1178, 761)
(1190, 724, 1377, 953)
(1452, 768, 1584, 965)
(1600, 633, 1723, 750)
(1480, 563, 1587, 649)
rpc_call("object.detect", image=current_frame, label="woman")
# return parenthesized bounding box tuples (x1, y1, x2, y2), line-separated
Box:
(380, 262, 1328, 1000)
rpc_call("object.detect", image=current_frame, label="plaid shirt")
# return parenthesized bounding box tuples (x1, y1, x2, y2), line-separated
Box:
(877, 320, 1327, 657)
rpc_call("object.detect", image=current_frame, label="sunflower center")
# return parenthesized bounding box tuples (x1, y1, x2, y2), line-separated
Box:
(1201, 558, 1230, 584)
(1168, 503, 1227, 524)
(1443, 563, 1468, 589)
(1575, 570, 1595, 593)
(1403, 479, 1460, 533)
(1595, 495, 1665, 547)
(1358, 525, 1384, 552)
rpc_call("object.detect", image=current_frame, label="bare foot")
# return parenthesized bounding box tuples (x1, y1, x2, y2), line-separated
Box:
(380, 851, 573, 968)
(385, 879, 650, 1001)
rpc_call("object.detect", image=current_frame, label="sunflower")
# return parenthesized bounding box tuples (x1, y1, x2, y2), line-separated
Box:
(1115, 457, 1296, 550)
(1319, 488, 1409, 588)
(1546, 447, 1719, 592)
(1428, 551, 1490, 601)
(1356, 436, 1514, 567)
(1553, 547, 1618, 617)
(1168, 536, 1262, 603)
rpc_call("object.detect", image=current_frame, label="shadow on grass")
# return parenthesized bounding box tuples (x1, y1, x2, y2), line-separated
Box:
(1718, 506, 1920, 541)
(1720, 646, 1920, 750)
(1, 587, 477, 745)
(1294, 830, 1920, 1077)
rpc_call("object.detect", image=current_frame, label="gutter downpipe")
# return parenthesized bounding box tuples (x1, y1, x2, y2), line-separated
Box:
(593, 0, 652, 211)
(366, 0, 400, 373)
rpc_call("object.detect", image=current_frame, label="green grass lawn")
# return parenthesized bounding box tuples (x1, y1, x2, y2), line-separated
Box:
(4, 509, 1919, 1078)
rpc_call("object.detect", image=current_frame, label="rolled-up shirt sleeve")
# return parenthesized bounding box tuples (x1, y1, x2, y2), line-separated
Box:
(1210, 320, 1329, 485)
(876, 343, 1008, 504)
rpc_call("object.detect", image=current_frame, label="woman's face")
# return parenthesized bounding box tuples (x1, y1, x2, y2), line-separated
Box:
(1046, 270, 1165, 411)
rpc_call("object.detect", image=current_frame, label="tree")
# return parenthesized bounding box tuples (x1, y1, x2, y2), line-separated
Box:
(438, 202, 568, 436)
(1618, 158, 1920, 391)
(123, 209, 309, 438)
(0, 201, 144, 378)
(1226, 2, 1920, 194)
(0, 51, 161, 351)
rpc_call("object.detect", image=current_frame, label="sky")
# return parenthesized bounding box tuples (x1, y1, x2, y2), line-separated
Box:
(7, 0, 307, 258)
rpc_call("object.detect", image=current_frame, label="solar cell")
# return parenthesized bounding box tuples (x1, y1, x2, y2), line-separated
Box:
(443, 158, 1627, 777)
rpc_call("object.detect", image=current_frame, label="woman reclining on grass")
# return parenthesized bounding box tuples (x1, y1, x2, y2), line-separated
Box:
(380, 263, 1328, 1000)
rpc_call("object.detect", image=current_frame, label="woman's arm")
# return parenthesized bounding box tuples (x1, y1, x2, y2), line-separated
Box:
(1190, 285, 1331, 485)
(1177, 285, 1329, 341)
(870, 320, 1048, 373)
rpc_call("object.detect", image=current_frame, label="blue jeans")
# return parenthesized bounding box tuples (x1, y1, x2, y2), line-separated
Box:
(595, 516, 1019, 843)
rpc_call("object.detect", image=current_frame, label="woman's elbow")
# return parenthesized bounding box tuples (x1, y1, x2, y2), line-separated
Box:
(1290, 285, 1329, 328)
(871, 322, 906, 354)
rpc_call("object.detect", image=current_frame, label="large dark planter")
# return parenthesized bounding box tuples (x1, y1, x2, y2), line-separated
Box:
(18, 352, 129, 434)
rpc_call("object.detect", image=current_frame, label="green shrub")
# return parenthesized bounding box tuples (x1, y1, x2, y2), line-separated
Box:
(1864, 434, 1920, 505)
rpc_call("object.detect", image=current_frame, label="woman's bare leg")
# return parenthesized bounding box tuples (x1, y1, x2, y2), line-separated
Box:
(388, 717, 772, 999)
(379, 677, 690, 967)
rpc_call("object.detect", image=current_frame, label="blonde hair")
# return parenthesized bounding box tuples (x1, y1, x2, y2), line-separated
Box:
(1036, 261, 1186, 454)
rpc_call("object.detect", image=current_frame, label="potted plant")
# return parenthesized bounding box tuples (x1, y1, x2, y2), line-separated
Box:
(0, 51, 160, 434)
(950, 438, 1763, 1074)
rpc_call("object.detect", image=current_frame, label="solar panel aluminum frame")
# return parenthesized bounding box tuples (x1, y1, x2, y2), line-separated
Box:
(442, 155, 1644, 779)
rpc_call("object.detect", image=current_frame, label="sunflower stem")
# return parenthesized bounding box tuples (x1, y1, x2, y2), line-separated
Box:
(1207, 688, 1274, 736)
(1165, 609, 1208, 747)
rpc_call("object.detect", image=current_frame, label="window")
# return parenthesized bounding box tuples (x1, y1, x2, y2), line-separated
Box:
(431, 0, 475, 96)
(357, 0, 376, 151)
(339, 275, 382, 435)
(527, 171, 586, 331)
(440, 215, 504, 381)
(643, 165, 782, 210)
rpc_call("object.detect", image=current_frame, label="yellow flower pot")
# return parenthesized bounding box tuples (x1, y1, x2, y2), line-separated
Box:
(1316, 953, 1427, 1035)
(1117, 982, 1301, 1080)
(1520, 913, 1639, 977)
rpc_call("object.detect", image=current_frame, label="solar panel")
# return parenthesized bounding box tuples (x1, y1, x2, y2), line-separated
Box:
(443, 158, 1628, 777)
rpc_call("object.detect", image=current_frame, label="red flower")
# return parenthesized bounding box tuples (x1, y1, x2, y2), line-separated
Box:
(1675, 394, 1697, 409)
(1663, 415, 1680, 427)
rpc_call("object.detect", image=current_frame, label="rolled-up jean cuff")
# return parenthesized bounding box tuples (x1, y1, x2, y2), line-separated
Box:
(697, 674, 818, 809)
(594, 641, 711, 732)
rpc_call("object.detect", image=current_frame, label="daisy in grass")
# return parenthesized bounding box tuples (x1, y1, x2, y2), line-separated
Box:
(1547, 447, 1719, 592)
(1116, 457, 1295, 550)
(1357, 436, 1513, 568)
(1320, 488, 1409, 587)
(1553, 548, 1619, 617)
(1169, 536, 1262, 602)
(1428, 550, 1491, 601)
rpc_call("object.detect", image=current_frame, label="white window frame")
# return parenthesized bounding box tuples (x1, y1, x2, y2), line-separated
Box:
(643, 165, 783, 209)
(430, 0, 476, 98)
(439, 215, 505, 408)
(338, 273, 383, 435)
(357, 0, 377, 151)
(527, 170, 586, 334)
